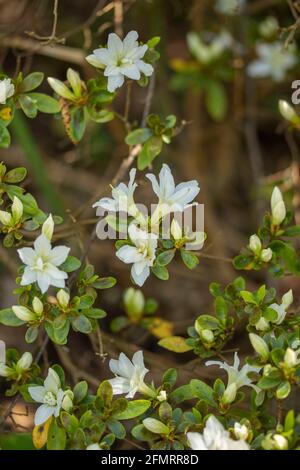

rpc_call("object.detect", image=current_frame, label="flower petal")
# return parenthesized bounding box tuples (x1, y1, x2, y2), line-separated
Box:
(28, 386, 46, 403)
(34, 404, 54, 426)
(50, 246, 70, 266)
(44, 367, 61, 394)
(17, 247, 36, 266)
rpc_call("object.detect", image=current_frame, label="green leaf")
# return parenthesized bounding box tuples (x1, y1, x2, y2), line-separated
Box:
(60, 412, 79, 434)
(69, 107, 86, 143)
(114, 400, 151, 420)
(204, 80, 227, 122)
(138, 136, 163, 170)
(169, 384, 194, 405)
(25, 326, 39, 343)
(27, 93, 60, 114)
(110, 316, 129, 332)
(143, 418, 169, 435)
(87, 108, 114, 123)
(269, 240, 300, 276)
(190, 379, 217, 407)
(163, 368, 177, 388)
(257, 376, 281, 390)
(0, 124, 11, 148)
(0, 432, 35, 450)
(158, 336, 193, 353)
(19, 72, 44, 92)
(107, 419, 126, 439)
(180, 250, 199, 269)
(92, 276, 116, 289)
(214, 297, 228, 322)
(147, 36, 161, 48)
(157, 249, 175, 266)
(240, 291, 257, 304)
(284, 225, 300, 237)
(233, 254, 252, 270)
(276, 381, 291, 400)
(84, 308, 106, 319)
(284, 410, 295, 432)
(79, 294, 94, 309)
(0, 308, 25, 326)
(4, 167, 27, 183)
(196, 314, 219, 330)
(60, 256, 81, 273)
(125, 128, 152, 145)
(18, 94, 38, 118)
(97, 380, 113, 405)
(151, 264, 169, 280)
(47, 420, 66, 450)
(72, 315, 92, 334)
(73, 380, 88, 404)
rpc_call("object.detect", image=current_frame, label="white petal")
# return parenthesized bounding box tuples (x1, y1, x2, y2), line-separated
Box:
(118, 352, 135, 377)
(187, 432, 208, 450)
(107, 33, 123, 59)
(49, 277, 67, 289)
(136, 60, 154, 77)
(93, 48, 111, 66)
(17, 247, 35, 266)
(247, 61, 270, 78)
(34, 405, 54, 426)
(146, 173, 160, 197)
(36, 272, 51, 294)
(109, 377, 130, 395)
(104, 64, 120, 76)
(34, 234, 51, 257)
(120, 64, 140, 80)
(20, 267, 37, 286)
(28, 386, 46, 403)
(50, 245, 70, 266)
(123, 31, 139, 54)
(107, 74, 124, 92)
(116, 245, 141, 264)
(131, 264, 150, 286)
(44, 368, 60, 393)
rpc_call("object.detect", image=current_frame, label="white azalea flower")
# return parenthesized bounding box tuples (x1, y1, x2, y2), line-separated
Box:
(93, 168, 139, 217)
(116, 223, 158, 287)
(170, 219, 206, 251)
(28, 368, 73, 426)
(215, 0, 245, 15)
(247, 42, 296, 82)
(0, 78, 15, 104)
(267, 289, 293, 327)
(18, 234, 70, 294)
(271, 186, 286, 226)
(108, 351, 154, 398)
(206, 352, 261, 403)
(187, 416, 250, 450)
(86, 31, 153, 92)
(187, 31, 233, 65)
(147, 164, 200, 222)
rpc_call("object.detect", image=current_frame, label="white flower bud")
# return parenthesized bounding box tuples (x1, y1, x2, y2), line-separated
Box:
(0, 363, 13, 377)
(11, 196, 23, 222)
(249, 234, 261, 255)
(17, 352, 33, 371)
(260, 248, 273, 262)
(234, 422, 249, 441)
(62, 391, 74, 412)
(279, 100, 299, 124)
(271, 187, 286, 226)
(47, 77, 76, 101)
(273, 434, 288, 450)
(42, 214, 54, 241)
(157, 390, 167, 402)
(66, 68, 82, 97)
(12, 305, 36, 322)
(284, 348, 298, 368)
(0, 210, 12, 226)
(282, 289, 293, 309)
(57, 289, 70, 309)
(249, 333, 269, 360)
(255, 317, 270, 331)
(222, 382, 237, 404)
(170, 219, 183, 240)
(124, 288, 145, 318)
(200, 329, 214, 343)
(32, 297, 43, 315)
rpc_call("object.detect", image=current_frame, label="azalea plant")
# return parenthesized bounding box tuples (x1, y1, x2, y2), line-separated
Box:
(1, 0, 300, 453)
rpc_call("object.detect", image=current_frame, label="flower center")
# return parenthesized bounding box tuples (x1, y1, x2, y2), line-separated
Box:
(43, 391, 57, 406)
(35, 257, 45, 271)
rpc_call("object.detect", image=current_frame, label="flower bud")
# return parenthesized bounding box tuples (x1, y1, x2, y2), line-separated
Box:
(67, 68, 82, 97)
(249, 333, 269, 360)
(17, 352, 33, 371)
(259, 16, 279, 39)
(32, 297, 43, 316)
(12, 305, 36, 322)
(0, 210, 12, 226)
(271, 187, 286, 226)
(260, 248, 272, 262)
(57, 289, 70, 309)
(0, 363, 13, 377)
(200, 329, 214, 343)
(284, 348, 298, 368)
(282, 289, 293, 309)
(157, 390, 167, 402)
(124, 288, 144, 319)
(42, 214, 54, 241)
(249, 234, 261, 255)
(47, 77, 76, 101)
(273, 434, 288, 450)
(11, 196, 23, 222)
(255, 317, 269, 332)
(62, 390, 74, 412)
(279, 100, 299, 124)
(234, 422, 249, 441)
(0, 340, 5, 363)
(170, 219, 182, 240)
(222, 382, 237, 404)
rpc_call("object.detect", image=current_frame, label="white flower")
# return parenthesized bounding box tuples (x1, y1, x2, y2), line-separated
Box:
(271, 186, 286, 226)
(187, 416, 250, 450)
(116, 223, 158, 286)
(0, 196, 23, 226)
(187, 31, 233, 65)
(28, 368, 72, 426)
(206, 352, 261, 403)
(268, 289, 293, 326)
(42, 214, 54, 240)
(157, 390, 167, 402)
(108, 351, 150, 398)
(215, 0, 245, 15)
(86, 31, 153, 93)
(259, 17, 279, 39)
(18, 234, 70, 294)
(0, 78, 15, 104)
(234, 422, 249, 441)
(93, 168, 139, 217)
(284, 347, 300, 368)
(17, 352, 33, 371)
(146, 164, 200, 221)
(247, 42, 296, 82)
(124, 288, 145, 318)
(170, 219, 206, 251)
(249, 234, 261, 255)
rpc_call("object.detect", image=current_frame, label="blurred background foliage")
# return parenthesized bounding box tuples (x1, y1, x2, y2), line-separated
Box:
(1, 0, 300, 443)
